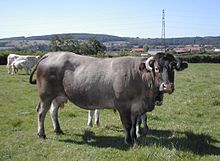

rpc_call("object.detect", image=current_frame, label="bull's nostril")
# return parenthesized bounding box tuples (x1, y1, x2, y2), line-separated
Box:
(163, 83, 167, 90)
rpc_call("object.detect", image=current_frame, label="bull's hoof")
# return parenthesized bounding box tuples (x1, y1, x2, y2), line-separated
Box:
(38, 133, 46, 139)
(95, 122, 100, 127)
(136, 132, 141, 138)
(88, 123, 93, 128)
(124, 137, 133, 147)
(54, 129, 64, 135)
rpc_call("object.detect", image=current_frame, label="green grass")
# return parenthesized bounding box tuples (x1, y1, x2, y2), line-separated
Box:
(0, 64, 220, 161)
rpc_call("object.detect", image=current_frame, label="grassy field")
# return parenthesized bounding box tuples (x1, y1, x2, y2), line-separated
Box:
(0, 64, 220, 161)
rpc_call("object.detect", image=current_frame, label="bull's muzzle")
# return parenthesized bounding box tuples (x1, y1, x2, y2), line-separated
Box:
(159, 83, 174, 94)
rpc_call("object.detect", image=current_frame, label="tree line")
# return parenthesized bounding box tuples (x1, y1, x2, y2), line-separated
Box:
(49, 35, 106, 56)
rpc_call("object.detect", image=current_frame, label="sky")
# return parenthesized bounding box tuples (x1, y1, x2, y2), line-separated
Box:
(0, 0, 220, 39)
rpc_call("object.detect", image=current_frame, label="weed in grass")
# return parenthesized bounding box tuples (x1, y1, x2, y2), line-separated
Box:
(11, 119, 23, 128)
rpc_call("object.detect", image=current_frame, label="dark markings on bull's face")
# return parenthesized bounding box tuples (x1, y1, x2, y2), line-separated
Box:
(145, 53, 188, 103)
(153, 53, 176, 94)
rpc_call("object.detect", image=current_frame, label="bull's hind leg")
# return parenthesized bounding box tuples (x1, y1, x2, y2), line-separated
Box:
(51, 96, 67, 134)
(50, 99, 64, 134)
(37, 100, 51, 139)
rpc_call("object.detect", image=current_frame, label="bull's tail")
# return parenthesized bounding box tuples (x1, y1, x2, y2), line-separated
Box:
(29, 55, 48, 84)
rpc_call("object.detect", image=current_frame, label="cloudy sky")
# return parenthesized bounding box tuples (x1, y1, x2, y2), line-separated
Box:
(0, 0, 219, 38)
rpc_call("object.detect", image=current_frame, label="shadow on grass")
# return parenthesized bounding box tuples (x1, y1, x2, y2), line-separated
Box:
(59, 128, 220, 155)
(59, 130, 129, 151)
(139, 129, 220, 156)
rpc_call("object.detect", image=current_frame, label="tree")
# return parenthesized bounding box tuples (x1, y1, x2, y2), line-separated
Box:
(49, 35, 62, 51)
(80, 38, 106, 55)
(49, 36, 106, 56)
(62, 38, 80, 53)
(85, 38, 106, 55)
(143, 44, 149, 52)
(49, 35, 80, 53)
(80, 43, 90, 55)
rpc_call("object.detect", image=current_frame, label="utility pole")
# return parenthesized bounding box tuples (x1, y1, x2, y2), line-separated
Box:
(161, 9, 166, 52)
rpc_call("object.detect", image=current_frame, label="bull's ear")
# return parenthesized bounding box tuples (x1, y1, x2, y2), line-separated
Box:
(139, 62, 146, 71)
(176, 61, 188, 71)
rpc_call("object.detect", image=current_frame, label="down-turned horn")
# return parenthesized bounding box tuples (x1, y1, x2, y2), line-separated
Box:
(174, 56, 188, 71)
(174, 57, 181, 70)
(145, 56, 154, 71)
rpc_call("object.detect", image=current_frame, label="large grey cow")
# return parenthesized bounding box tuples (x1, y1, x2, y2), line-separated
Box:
(30, 52, 188, 146)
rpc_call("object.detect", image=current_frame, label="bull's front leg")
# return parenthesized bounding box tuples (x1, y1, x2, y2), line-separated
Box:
(130, 115, 138, 145)
(136, 116, 142, 138)
(118, 110, 134, 146)
(141, 113, 149, 132)
(136, 113, 149, 138)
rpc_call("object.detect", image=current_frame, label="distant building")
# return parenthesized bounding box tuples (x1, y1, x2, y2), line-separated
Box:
(147, 49, 163, 55)
(214, 48, 220, 52)
(174, 45, 202, 53)
(131, 48, 145, 52)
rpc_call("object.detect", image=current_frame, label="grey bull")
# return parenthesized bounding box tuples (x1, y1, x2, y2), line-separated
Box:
(30, 52, 188, 146)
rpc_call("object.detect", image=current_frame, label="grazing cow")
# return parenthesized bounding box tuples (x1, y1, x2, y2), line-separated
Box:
(11, 59, 26, 74)
(30, 52, 188, 146)
(6, 54, 20, 74)
(11, 55, 39, 75)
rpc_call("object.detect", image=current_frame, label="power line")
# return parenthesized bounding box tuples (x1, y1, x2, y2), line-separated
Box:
(161, 9, 166, 52)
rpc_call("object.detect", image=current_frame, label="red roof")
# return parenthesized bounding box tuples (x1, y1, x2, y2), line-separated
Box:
(174, 46, 201, 53)
(131, 48, 144, 52)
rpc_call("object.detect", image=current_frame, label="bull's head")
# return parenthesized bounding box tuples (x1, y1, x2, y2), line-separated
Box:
(145, 53, 188, 103)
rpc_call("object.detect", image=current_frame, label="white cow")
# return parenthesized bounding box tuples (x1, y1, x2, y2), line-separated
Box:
(6, 54, 20, 74)
(11, 55, 40, 75)
(11, 59, 26, 74)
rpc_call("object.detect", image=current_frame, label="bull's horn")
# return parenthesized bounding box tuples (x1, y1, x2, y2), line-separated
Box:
(145, 56, 154, 71)
(174, 57, 181, 70)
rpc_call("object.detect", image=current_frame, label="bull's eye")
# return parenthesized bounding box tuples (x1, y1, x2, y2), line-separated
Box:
(155, 67, 159, 73)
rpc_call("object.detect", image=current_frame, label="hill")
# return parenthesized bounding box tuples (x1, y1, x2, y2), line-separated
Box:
(0, 33, 220, 51)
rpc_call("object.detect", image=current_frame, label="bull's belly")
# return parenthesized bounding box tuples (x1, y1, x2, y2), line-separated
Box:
(68, 94, 115, 110)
